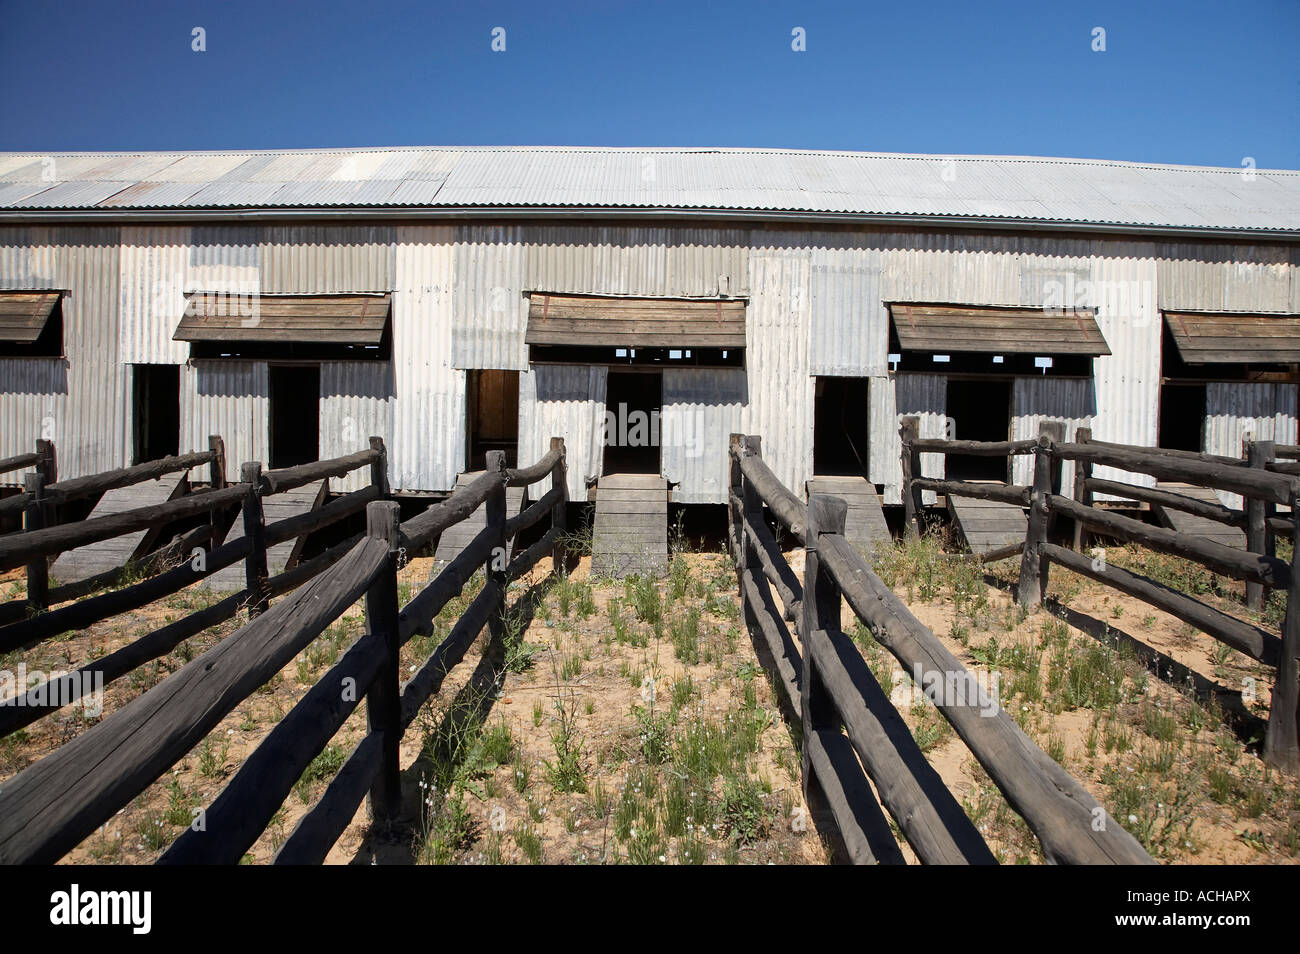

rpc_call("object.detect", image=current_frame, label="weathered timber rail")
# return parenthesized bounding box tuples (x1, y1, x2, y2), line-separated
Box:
(0, 438, 567, 865)
(1012, 432, 1300, 774)
(729, 433, 1153, 865)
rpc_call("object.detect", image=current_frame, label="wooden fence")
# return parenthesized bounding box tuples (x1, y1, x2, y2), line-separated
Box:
(0, 438, 56, 488)
(729, 433, 1153, 864)
(0, 438, 566, 864)
(898, 418, 1300, 774)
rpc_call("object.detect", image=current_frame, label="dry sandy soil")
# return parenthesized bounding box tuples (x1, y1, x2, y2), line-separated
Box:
(1, 527, 1297, 865)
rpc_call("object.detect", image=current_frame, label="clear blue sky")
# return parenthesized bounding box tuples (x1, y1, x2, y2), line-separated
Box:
(1, 0, 1297, 168)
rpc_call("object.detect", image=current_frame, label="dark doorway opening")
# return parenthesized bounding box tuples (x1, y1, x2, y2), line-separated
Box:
(468, 369, 520, 470)
(132, 364, 180, 464)
(1159, 382, 1206, 453)
(945, 378, 1012, 481)
(814, 376, 870, 477)
(269, 365, 320, 469)
(603, 371, 661, 474)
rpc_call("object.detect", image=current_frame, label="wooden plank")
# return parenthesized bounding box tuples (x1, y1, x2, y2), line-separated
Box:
(947, 482, 1028, 554)
(50, 473, 189, 583)
(592, 474, 668, 578)
(205, 481, 327, 591)
(1151, 483, 1247, 548)
(807, 477, 891, 554)
(1165, 311, 1300, 364)
(431, 472, 525, 569)
(175, 293, 391, 344)
(889, 303, 1110, 355)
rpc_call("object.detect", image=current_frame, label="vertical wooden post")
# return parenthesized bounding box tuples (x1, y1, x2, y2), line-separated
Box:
(1245, 439, 1274, 613)
(1263, 491, 1300, 775)
(740, 436, 764, 573)
(549, 437, 567, 574)
(23, 474, 48, 612)
(728, 434, 746, 571)
(900, 416, 922, 537)
(34, 438, 56, 488)
(1071, 426, 1093, 551)
(207, 435, 226, 489)
(369, 436, 390, 497)
(240, 462, 269, 617)
(482, 451, 509, 671)
(364, 500, 403, 825)
(1017, 435, 1054, 610)
(802, 494, 847, 812)
(1039, 421, 1065, 497)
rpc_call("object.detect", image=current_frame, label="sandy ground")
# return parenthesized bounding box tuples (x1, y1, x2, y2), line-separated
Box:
(1, 532, 1296, 865)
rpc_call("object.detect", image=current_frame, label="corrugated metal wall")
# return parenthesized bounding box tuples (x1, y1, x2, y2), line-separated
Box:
(392, 226, 463, 492)
(181, 361, 267, 479)
(320, 361, 395, 492)
(1206, 381, 1299, 508)
(1010, 377, 1097, 495)
(1088, 240, 1161, 488)
(525, 225, 750, 298)
(661, 367, 747, 503)
(452, 225, 529, 371)
(118, 225, 190, 366)
(1157, 243, 1293, 313)
(259, 225, 394, 294)
(887, 373, 947, 504)
(742, 244, 813, 496)
(518, 364, 608, 501)
(809, 235, 887, 376)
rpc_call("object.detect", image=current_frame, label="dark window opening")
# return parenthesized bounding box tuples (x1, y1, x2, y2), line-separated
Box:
(1159, 322, 1296, 382)
(814, 377, 871, 478)
(1158, 381, 1205, 453)
(468, 369, 520, 470)
(5, 299, 64, 358)
(944, 378, 1012, 481)
(189, 338, 390, 362)
(132, 364, 180, 464)
(889, 348, 1092, 376)
(530, 345, 742, 367)
(603, 371, 661, 475)
(269, 365, 320, 469)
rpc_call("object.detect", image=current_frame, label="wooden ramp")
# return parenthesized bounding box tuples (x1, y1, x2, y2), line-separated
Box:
(807, 476, 892, 556)
(1151, 482, 1247, 549)
(205, 480, 328, 591)
(591, 474, 668, 578)
(431, 472, 526, 570)
(946, 482, 1028, 555)
(51, 473, 190, 584)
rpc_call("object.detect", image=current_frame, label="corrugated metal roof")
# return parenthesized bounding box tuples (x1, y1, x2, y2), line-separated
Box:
(0, 146, 1297, 234)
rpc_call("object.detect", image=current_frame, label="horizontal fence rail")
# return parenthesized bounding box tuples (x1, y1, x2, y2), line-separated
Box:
(0, 437, 568, 866)
(729, 433, 1154, 865)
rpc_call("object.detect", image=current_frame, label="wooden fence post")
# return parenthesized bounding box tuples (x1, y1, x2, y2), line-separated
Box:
(802, 494, 847, 814)
(23, 474, 48, 612)
(484, 450, 508, 660)
(369, 436, 390, 497)
(240, 462, 269, 617)
(1264, 490, 1300, 774)
(740, 436, 764, 567)
(35, 439, 56, 488)
(549, 437, 567, 574)
(208, 435, 226, 490)
(900, 416, 923, 537)
(1071, 426, 1093, 551)
(1245, 439, 1274, 613)
(1017, 434, 1054, 610)
(364, 500, 403, 825)
(728, 434, 746, 570)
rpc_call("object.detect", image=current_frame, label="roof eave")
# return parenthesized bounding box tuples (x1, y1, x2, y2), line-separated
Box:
(0, 205, 1296, 241)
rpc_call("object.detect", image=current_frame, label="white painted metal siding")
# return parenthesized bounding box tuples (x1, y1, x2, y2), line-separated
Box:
(1010, 376, 1097, 496)
(181, 361, 268, 479)
(392, 226, 464, 492)
(661, 367, 747, 504)
(118, 225, 190, 365)
(320, 362, 395, 493)
(452, 225, 528, 371)
(742, 245, 813, 496)
(1205, 381, 1298, 508)
(518, 364, 608, 501)
(887, 372, 947, 505)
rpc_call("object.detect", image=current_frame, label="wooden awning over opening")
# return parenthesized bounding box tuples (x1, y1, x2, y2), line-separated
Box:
(889, 303, 1110, 356)
(174, 293, 392, 344)
(0, 292, 61, 343)
(526, 293, 746, 348)
(1164, 311, 1300, 364)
